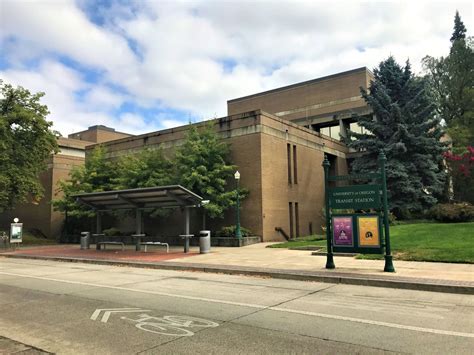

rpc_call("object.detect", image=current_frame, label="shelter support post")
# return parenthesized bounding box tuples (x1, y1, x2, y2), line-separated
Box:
(185, 207, 190, 235)
(184, 207, 191, 253)
(135, 209, 142, 235)
(135, 209, 143, 251)
(96, 212, 102, 235)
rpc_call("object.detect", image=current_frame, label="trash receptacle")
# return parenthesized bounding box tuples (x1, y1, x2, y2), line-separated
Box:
(199, 230, 211, 254)
(80, 232, 90, 250)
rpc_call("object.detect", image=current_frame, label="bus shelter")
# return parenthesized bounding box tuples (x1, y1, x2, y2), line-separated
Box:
(74, 185, 204, 246)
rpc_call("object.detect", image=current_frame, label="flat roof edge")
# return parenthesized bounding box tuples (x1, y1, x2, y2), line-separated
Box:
(228, 67, 369, 103)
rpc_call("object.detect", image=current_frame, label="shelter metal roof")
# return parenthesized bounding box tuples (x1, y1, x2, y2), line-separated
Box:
(73, 185, 203, 211)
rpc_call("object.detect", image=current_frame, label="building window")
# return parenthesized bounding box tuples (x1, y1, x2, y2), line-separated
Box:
(321, 127, 330, 137)
(293, 145, 298, 184)
(289, 202, 294, 239)
(287, 143, 292, 184)
(295, 202, 300, 238)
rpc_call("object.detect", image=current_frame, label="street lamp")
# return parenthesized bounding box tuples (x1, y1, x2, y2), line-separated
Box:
(234, 171, 242, 239)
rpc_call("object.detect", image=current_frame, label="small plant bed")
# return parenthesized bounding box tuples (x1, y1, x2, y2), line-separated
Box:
(267, 235, 326, 249)
(268, 222, 474, 263)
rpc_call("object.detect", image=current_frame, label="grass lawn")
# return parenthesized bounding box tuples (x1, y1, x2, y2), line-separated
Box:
(268, 222, 474, 263)
(268, 235, 325, 249)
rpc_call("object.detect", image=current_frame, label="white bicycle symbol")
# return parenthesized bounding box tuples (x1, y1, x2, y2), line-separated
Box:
(121, 314, 219, 336)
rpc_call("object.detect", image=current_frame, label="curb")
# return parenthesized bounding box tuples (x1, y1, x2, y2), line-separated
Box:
(1, 254, 473, 295)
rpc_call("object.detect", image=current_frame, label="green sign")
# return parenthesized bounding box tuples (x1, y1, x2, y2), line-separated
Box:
(329, 184, 381, 209)
(322, 151, 395, 272)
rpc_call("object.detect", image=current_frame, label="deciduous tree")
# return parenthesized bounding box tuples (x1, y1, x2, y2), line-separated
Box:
(174, 122, 244, 218)
(111, 148, 173, 190)
(0, 80, 58, 212)
(53, 145, 115, 218)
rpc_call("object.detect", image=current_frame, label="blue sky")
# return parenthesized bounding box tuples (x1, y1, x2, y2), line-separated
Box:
(0, 0, 472, 136)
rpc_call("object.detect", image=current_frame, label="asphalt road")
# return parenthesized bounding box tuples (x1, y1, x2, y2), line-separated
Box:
(0, 258, 472, 355)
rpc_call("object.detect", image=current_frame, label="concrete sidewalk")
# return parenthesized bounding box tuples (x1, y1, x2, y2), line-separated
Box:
(1, 243, 473, 294)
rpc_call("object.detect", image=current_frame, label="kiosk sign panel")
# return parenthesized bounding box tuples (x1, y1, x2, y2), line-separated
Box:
(332, 216, 353, 247)
(10, 223, 23, 243)
(358, 216, 380, 247)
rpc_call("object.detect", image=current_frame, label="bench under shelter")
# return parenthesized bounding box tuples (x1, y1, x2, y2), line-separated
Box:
(74, 185, 204, 252)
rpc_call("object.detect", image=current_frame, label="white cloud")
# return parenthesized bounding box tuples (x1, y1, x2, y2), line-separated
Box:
(1, 0, 472, 136)
(82, 87, 127, 111)
(1, 0, 137, 71)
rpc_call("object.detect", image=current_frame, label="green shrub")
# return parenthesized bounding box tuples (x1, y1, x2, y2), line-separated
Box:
(103, 227, 122, 236)
(214, 225, 252, 238)
(429, 203, 474, 223)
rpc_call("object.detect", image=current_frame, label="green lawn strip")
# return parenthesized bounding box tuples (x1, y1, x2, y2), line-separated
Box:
(268, 222, 474, 263)
(267, 235, 325, 249)
(385, 222, 474, 263)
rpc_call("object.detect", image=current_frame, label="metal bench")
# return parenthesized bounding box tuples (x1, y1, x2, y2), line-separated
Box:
(96, 241, 125, 251)
(140, 242, 169, 253)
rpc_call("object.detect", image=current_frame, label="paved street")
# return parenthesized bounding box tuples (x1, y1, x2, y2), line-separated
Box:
(0, 258, 473, 354)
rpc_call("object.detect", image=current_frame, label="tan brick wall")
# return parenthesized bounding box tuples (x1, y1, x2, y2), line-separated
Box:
(0, 148, 86, 238)
(49, 154, 86, 237)
(68, 126, 131, 143)
(259, 119, 328, 241)
(228, 68, 372, 123)
(225, 133, 263, 236)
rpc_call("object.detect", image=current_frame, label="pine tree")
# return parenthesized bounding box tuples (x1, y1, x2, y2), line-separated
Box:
(346, 57, 447, 217)
(450, 10, 467, 42)
(423, 11, 474, 150)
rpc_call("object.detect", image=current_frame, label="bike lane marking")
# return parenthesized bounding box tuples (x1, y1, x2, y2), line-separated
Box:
(1, 270, 473, 339)
(117, 314, 220, 337)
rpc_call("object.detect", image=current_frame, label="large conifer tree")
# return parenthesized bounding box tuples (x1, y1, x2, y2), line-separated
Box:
(346, 57, 446, 217)
(450, 10, 467, 42)
(423, 11, 473, 150)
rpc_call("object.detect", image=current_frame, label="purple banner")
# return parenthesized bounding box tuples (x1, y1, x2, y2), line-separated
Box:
(332, 216, 353, 246)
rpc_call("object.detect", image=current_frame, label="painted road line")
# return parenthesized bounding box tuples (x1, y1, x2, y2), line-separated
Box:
(1, 270, 473, 339)
(0, 271, 266, 309)
(270, 307, 473, 338)
(91, 308, 142, 321)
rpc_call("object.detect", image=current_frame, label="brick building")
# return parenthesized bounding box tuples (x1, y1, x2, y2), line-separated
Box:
(95, 67, 372, 241)
(1, 67, 372, 241)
